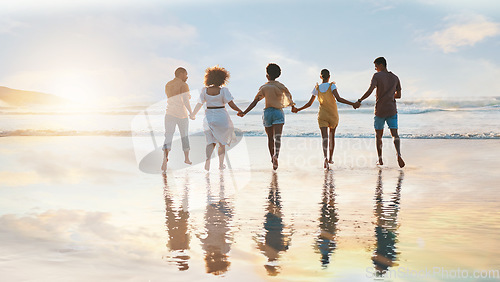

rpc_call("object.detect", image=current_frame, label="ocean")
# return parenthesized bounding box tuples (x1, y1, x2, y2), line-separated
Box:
(1, 97, 499, 140)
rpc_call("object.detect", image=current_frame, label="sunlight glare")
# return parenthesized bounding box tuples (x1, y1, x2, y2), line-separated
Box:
(51, 72, 99, 108)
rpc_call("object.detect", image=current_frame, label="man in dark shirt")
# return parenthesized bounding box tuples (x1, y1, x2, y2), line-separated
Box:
(354, 57, 405, 168)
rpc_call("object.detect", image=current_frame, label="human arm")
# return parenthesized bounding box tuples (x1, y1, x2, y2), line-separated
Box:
(353, 83, 376, 109)
(190, 103, 203, 120)
(332, 89, 355, 106)
(394, 79, 402, 99)
(239, 97, 261, 117)
(182, 94, 193, 116)
(228, 100, 243, 115)
(189, 88, 205, 120)
(394, 89, 401, 99)
(221, 88, 243, 115)
(282, 86, 296, 111)
(294, 95, 316, 112)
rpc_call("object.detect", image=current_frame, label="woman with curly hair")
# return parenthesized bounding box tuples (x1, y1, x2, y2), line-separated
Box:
(191, 66, 243, 170)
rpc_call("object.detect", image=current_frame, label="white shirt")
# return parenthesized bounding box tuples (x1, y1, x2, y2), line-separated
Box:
(199, 87, 234, 107)
(311, 83, 337, 96)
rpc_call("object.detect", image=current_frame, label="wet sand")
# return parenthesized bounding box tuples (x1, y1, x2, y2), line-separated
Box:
(0, 136, 499, 281)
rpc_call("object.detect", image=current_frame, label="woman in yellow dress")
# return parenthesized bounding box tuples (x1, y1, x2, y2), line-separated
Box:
(294, 69, 356, 168)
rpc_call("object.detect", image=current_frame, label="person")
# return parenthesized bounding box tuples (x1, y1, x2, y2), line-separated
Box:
(238, 63, 296, 170)
(162, 67, 193, 172)
(293, 69, 356, 168)
(190, 66, 243, 171)
(353, 57, 405, 168)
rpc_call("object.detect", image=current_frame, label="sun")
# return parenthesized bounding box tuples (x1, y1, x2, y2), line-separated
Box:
(50, 72, 99, 107)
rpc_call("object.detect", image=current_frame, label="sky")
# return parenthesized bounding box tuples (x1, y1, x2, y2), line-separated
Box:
(0, 0, 499, 106)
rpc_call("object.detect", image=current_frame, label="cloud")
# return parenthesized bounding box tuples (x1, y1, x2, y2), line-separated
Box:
(428, 14, 500, 53)
(0, 171, 46, 186)
(0, 18, 26, 34)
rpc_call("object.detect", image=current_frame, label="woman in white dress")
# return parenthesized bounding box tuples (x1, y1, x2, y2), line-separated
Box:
(191, 66, 243, 170)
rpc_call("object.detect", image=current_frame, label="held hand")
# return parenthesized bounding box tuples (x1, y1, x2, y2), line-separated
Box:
(237, 111, 245, 117)
(353, 101, 361, 109)
(291, 106, 299, 113)
(189, 113, 196, 120)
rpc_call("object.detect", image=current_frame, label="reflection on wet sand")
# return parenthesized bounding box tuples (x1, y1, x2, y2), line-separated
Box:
(256, 172, 292, 276)
(163, 173, 190, 271)
(315, 170, 338, 268)
(200, 172, 233, 275)
(372, 169, 404, 276)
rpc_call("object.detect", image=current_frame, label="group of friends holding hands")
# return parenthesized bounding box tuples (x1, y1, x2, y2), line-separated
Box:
(161, 57, 405, 172)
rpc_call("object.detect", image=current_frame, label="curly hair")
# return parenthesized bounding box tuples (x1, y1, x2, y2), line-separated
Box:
(204, 65, 230, 87)
(266, 63, 281, 80)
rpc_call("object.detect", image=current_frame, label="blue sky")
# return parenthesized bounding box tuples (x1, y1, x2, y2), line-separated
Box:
(0, 0, 499, 106)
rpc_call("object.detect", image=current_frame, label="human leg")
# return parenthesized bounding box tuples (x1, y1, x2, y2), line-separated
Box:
(265, 126, 275, 161)
(162, 114, 177, 171)
(218, 143, 226, 169)
(329, 126, 337, 164)
(375, 129, 384, 165)
(374, 116, 386, 165)
(178, 117, 192, 165)
(320, 127, 329, 168)
(390, 128, 405, 168)
(272, 123, 283, 170)
(205, 143, 216, 171)
(161, 149, 170, 172)
(386, 114, 404, 168)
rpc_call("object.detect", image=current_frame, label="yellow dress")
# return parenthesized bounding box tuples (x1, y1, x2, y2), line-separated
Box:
(316, 83, 339, 128)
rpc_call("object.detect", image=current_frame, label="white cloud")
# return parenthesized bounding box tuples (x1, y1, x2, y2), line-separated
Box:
(428, 14, 500, 53)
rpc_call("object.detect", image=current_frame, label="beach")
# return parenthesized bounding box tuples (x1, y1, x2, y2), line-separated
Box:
(0, 135, 499, 281)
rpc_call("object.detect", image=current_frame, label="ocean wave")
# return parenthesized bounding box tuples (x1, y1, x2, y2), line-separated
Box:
(0, 130, 133, 137)
(1, 129, 499, 139)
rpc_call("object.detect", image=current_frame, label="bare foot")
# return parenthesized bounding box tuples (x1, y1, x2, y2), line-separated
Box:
(272, 155, 279, 170)
(324, 158, 329, 169)
(397, 154, 405, 168)
(161, 158, 168, 172)
(328, 159, 334, 164)
(219, 164, 226, 170)
(377, 158, 384, 166)
(184, 159, 192, 165)
(205, 159, 210, 171)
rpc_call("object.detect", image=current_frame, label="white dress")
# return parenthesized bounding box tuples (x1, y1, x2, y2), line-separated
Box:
(199, 87, 235, 145)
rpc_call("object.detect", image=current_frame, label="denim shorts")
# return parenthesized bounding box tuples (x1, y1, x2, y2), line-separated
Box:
(262, 107, 285, 128)
(374, 114, 398, 130)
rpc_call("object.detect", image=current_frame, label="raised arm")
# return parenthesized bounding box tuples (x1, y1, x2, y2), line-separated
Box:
(294, 95, 316, 112)
(332, 89, 355, 106)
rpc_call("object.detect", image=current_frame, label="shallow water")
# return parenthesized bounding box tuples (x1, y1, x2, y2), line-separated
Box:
(0, 136, 499, 281)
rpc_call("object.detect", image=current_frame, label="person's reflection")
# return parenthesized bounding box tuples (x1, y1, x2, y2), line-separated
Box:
(163, 173, 190, 271)
(256, 172, 291, 276)
(372, 169, 404, 276)
(200, 172, 233, 275)
(315, 169, 338, 267)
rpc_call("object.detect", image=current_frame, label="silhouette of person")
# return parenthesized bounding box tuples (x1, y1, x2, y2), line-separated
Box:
(163, 173, 190, 271)
(315, 170, 338, 267)
(372, 169, 404, 276)
(200, 172, 233, 275)
(256, 172, 291, 276)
